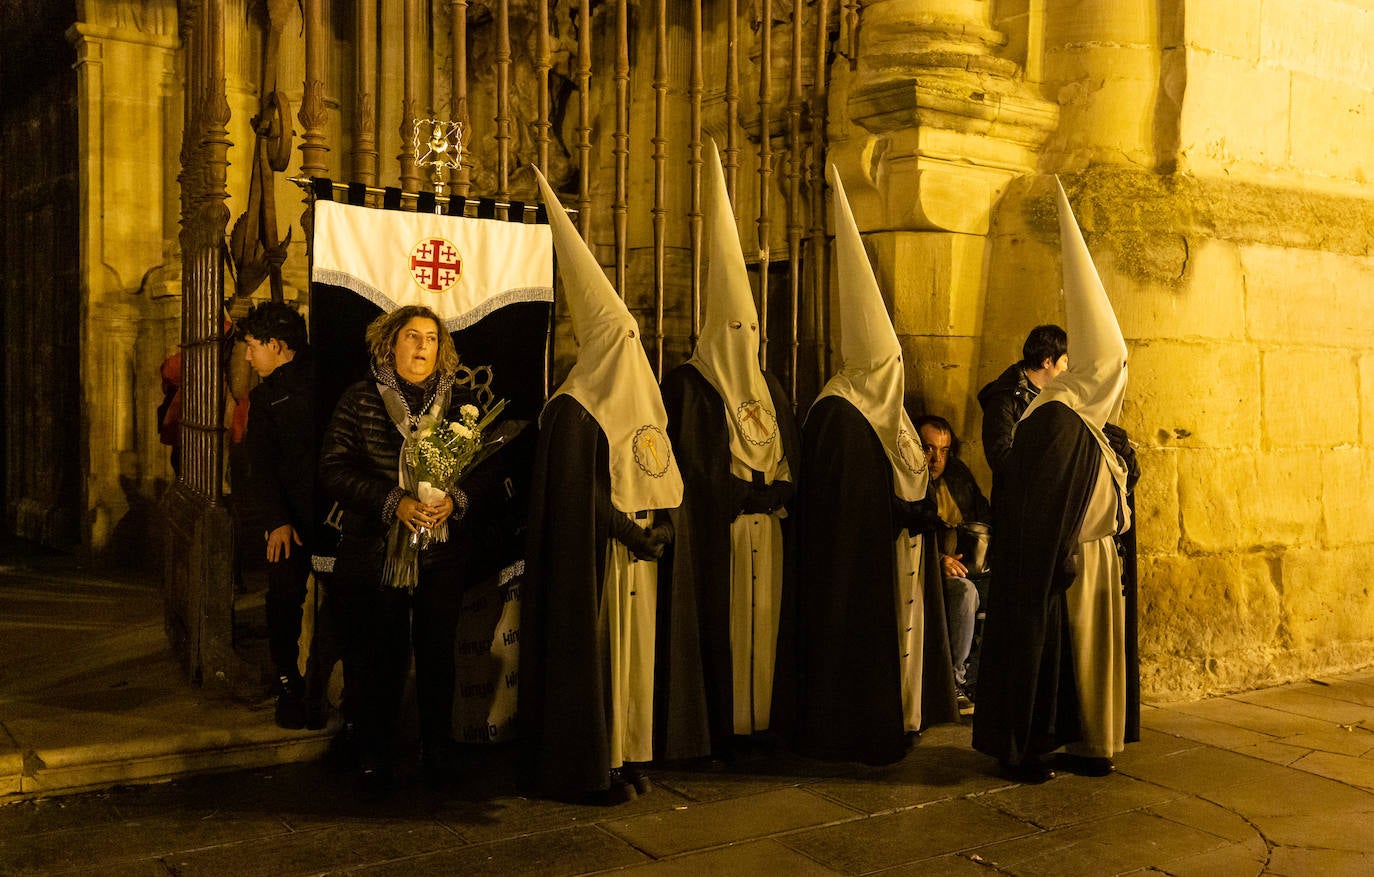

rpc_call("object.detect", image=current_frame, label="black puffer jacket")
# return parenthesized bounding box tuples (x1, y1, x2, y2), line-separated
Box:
(319, 376, 477, 572)
(976, 363, 1039, 482)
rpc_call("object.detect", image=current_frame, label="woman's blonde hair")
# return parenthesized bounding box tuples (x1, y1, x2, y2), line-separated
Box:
(365, 305, 460, 376)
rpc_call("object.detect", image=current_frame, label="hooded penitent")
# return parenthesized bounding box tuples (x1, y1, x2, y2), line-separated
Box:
(687, 139, 787, 482)
(814, 165, 928, 501)
(532, 167, 683, 515)
(1022, 177, 1131, 527)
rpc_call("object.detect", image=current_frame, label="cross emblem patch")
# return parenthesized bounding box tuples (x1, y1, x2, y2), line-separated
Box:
(409, 237, 463, 292)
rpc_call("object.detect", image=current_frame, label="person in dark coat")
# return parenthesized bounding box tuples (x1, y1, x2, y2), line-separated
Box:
(913, 415, 991, 711)
(977, 324, 1067, 485)
(788, 167, 959, 767)
(973, 179, 1141, 784)
(662, 141, 801, 757)
(519, 169, 709, 805)
(239, 301, 317, 729)
(318, 304, 492, 796)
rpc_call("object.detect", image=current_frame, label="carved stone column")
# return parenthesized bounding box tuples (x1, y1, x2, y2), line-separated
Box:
(832, 0, 1058, 432)
(66, 10, 180, 556)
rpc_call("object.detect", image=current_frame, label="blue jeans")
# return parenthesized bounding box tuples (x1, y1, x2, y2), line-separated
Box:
(943, 575, 980, 687)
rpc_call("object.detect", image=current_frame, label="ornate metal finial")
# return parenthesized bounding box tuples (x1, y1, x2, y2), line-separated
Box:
(412, 118, 464, 199)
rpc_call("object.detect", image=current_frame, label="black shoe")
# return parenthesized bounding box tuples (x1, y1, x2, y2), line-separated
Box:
(621, 763, 652, 796)
(905, 729, 922, 751)
(955, 686, 975, 716)
(584, 772, 637, 806)
(274, 675, 307, 730)
(1054, 753, 1115, 777)
(1001, 757, 1055, 784)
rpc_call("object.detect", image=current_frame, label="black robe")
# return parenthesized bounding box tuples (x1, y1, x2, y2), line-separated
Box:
(787, 396, 959, 765)
(661, 364, 802, 749)
(972, 400, 1140, 765)
(517, 395, 710, 801)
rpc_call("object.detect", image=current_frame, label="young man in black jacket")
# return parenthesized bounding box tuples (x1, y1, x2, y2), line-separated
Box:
(976, 324, 1067, 485)
(240, 302, 317, 729)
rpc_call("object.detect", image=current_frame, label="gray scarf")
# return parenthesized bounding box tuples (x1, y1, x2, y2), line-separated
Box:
(376, 363, 455, 591)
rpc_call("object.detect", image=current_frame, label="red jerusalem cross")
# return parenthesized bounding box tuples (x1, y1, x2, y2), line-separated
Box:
(409, 238, 462, 291)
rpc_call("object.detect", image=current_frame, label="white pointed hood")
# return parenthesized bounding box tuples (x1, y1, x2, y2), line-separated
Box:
(1023, 177, 1129, 430)
(535, 168, 683, 514)
(1023, 176, 1131, 528)
(687, 139, 787, 481)
(813, 165, 927, 501)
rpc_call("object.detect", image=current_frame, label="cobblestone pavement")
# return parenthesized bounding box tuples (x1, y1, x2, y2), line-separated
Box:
(2, 544, 1373, 875)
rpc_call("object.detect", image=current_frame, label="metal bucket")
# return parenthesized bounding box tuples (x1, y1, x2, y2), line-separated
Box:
(956, 522, 991, 574)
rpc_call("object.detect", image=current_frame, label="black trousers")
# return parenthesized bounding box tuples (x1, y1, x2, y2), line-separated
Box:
(332, 557, 463, 767)
(265, 548, 311, 680)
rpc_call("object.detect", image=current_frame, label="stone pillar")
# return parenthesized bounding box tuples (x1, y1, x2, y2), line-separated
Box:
(67, 11, 180, 556)
(834, 0, 1056, 434)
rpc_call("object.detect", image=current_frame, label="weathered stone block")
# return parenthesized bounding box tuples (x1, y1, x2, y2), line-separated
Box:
(1281, 545, 1374, 650)
(1261, 348, 1360, 448)
(1319, 448, 1374, 548)
(899, 334, 982, 437)
(1261, 0, 1374, 85)
(980, 231, 1063, 340)
(1043, 1, 1157, 50)
(1242, 243, 1374, 348)
(1093, 238, 1246, 342)
(1185, 0, 1261, 61)
(1138, 552, 1282, 662)
(1178, 450, 1322, 552)
(874, 231, 989, 337)
(1178, 49, 1290, 176)
(1133, 447, 1180, 555)
(1362, 354, 1374, 446)
(1042, 46, 1164, 166)
(1125, 341, 1260, 449)
(1290, 73, 1374, 185)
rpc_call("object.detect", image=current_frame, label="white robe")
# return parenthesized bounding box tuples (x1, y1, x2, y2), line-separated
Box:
(600, 516, 658, 767)
(729, 512, 785, 733)
(1065, 454, 1128, 758)
(893, 529, 926, 733)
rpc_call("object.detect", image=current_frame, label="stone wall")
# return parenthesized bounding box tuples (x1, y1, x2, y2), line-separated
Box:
(960, 0, 1374, 699)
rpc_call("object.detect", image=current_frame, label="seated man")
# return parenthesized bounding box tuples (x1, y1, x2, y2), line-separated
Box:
(915, 415, 991, 714)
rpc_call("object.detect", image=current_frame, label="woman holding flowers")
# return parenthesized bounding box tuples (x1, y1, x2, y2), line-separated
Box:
(319, 304, 481, 797)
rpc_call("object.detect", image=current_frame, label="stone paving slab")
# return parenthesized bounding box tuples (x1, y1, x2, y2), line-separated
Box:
(348, 824, 648, 876)
(870, 853, 998, 876)
(968, 809, 1233, 877)
(1206, 768, 1374, 817)
(612, 839, 841, 876)
(1299, 678, 1374, 709)
(167, 822, 464, 877)
(1289, 748, 1374, 790)
(603, 787, 858, 858)
(778, 796, 1032, 873)
(0, 809, 293, 874)
(805, 744, 1004, 814)
(974, 771, 1179, 830)
(1153, 835, 1267, 877)
(1144, 795, 1257, 843)
(1231, 685, 1373, 725)
(1169, 696, 1333, 738)
(1116, 743, 1301, 797)
(1267, 846, 1374, 876)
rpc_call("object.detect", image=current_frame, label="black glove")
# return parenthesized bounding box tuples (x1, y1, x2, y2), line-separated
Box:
(892, 497, 941, 535)
(739, 479, 793, 515)
(611, 512, 672, 561)
(1103, 422, 1140, 488)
